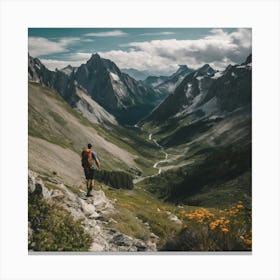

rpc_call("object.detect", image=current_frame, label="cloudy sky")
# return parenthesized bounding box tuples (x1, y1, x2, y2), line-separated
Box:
(28, 28, 252, 75)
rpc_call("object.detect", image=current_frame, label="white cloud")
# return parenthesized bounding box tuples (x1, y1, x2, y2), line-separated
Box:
(99, 50, 178, 75)
(84, 30, 128, 37)
(40, 59, 76, 70)
(36, 29, 252, 75)
(83, 38, 95, 42)
(139, 31, 176, 36)
(28, 37, 80, 57)
(40, 52, 92, 70)
(104, 28, 252, 73)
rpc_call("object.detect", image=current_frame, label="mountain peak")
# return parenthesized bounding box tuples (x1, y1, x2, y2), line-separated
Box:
(91, 53, 101, 59)
(197, 64, 216, 76)
(242, 54, 252, 65)
(87, 53, 101, 64)
(178, 65, 190, 70)
(199, 63, 210, 70)
(60, 64, 75, 75)
(168, 64, 193, 80)
(175, 65, 191, 74)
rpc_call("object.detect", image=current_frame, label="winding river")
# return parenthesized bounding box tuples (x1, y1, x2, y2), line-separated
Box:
(149, 134, 169, 175)
(133, 133, 169, 184)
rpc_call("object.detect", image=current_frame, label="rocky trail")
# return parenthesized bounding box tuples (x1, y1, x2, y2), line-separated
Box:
(28, 170, 157, 252)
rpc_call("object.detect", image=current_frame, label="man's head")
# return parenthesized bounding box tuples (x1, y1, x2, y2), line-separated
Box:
(87, 143, 92, 149)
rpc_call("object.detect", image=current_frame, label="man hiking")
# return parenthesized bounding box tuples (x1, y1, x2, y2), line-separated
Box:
(81, 143, 100, 197)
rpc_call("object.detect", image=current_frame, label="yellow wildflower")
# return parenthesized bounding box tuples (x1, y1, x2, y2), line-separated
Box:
(221, 227, 229, 233)
(244, 238, 252, 245)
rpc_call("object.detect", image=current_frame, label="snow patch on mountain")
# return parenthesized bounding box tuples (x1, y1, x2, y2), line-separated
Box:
(112, 83, 127, 100)
(212, 71, 224, 79)
(185, 83, 194, 98)
(110, 72, 120, 82)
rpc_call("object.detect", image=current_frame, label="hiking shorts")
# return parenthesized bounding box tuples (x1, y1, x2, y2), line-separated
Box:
(84, 167, 95, 180)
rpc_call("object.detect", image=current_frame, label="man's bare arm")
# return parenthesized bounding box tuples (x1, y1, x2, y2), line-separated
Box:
(95, 158, 100, 169)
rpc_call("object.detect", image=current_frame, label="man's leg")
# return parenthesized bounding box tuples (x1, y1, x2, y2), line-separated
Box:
(87, 179, 91, 188)
(86, 179, 93, 197)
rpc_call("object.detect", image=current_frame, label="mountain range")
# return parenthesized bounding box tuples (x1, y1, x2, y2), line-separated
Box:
(29, 53, 166, 125)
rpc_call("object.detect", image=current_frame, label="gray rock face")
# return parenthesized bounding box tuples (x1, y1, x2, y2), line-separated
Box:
(28, 170, 157, 252)
(28, 170, 51, 199)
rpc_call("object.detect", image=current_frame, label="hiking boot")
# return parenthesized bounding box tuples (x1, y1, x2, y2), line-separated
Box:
(86, 186, 93, 197)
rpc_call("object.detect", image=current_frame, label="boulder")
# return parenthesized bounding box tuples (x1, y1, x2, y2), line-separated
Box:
(28, 170, 51, 199)
(79, 198, 99, 218)
(168, 213, 182, 225)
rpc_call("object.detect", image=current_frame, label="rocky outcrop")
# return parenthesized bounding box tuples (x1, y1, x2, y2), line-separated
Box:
(28, 170, 157, 252)
(28, 170, 52, 199)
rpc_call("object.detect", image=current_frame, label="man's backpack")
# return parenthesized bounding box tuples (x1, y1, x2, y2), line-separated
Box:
(81, 148, 93, 168)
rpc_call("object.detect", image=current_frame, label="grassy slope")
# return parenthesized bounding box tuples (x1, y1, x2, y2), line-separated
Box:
(28, 82, 161, 179)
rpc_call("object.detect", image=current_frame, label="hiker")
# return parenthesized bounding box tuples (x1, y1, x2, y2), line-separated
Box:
(81, 143, 100, 197)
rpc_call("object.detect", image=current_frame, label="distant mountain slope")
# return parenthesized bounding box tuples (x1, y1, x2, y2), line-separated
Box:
(139, 55, 252, 207)
(153, 65, 195, 95)
(29, 54, 165, 125)
(121, 68, 150, 81)
(143, 75, 169, 87)
(59, 65, 77, 76)
(143, 59, 250, 126)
